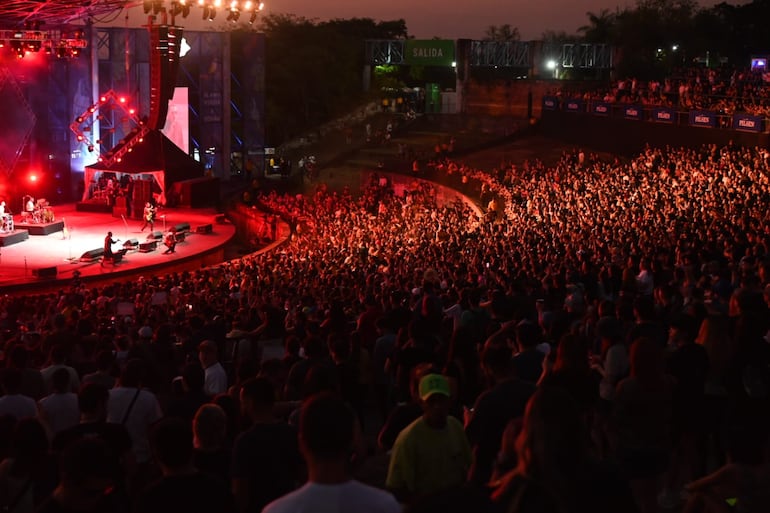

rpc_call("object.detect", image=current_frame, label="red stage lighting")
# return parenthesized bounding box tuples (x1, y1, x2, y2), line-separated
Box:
(29, 174, 38, 183)
(119, 97, 127, 104)
(100, 96, 107, 103)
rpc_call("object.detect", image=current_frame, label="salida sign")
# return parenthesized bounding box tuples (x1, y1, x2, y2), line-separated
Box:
(404, 40, 455, 66)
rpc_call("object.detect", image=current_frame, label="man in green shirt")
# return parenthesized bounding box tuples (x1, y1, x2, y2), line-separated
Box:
(386, 373, 472, 503)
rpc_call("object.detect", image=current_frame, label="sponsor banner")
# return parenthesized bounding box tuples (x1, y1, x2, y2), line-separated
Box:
(593, 102, 610, 116)
(542, 96, 558, 110)
(652, 107, 675, 123)
(564, 99, 584, 113)
(623, 105, 642, 120)
(404, 40, 455, 66)
(689, 110, 716, 128)
(733, 113, 763, 133)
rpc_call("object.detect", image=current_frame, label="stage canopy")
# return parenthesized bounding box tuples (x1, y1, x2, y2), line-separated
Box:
(84, 130, 202, 205)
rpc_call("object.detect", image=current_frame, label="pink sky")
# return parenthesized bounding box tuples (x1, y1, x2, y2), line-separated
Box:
(113, 0, 750, 41)
(265, 0, 748, 40)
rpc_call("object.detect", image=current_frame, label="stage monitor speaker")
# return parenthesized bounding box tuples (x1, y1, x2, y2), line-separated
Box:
(33, 266, 57, 279)
(123, 238, 139, 248)
(80, 248, 104, 262)
(139, 241, 157, 252)
(174, 222, 190, 233)
(215, 215, 227, 224)
(175, 232, 185, 243)
(147, 231, 162, 240)
(196, 224, 213, 234)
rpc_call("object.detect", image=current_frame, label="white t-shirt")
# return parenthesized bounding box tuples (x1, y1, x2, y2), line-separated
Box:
(204, 362, 228, 397)
(262, 480, 401, 513)
(0, 394, 38, 420)
(107, 387, 162, 463)
(39, 392, 79, 434)
(40, 364, 81, 394)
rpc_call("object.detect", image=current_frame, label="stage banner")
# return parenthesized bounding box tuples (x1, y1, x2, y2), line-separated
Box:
(542, 96, 558, 110)
(689, 110, 716, 128)
(593, 102, 610, 116)
(564, 99, 584, 113)
(652, 107, 675, 123)
(732, 113, 763, 132)
(623, 105, 643, 120)
(404, 40, 455, 66)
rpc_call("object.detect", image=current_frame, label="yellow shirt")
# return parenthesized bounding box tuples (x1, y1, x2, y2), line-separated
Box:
(386, 415, 471, 497)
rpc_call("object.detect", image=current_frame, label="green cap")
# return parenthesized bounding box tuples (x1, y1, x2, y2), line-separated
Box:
(418, 374, 450, 400)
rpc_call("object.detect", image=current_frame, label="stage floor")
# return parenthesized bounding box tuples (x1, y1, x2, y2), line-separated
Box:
(0, 203, 236, 293)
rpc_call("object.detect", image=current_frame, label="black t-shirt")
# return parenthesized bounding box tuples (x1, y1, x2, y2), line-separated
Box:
(193, 447, 231, 483)
(466, 378, 535, 484)
(52, 421, 132, 467)
(230, 422, 302, 513)
(493, 460, 638, 513)
(132, 472, 236, 513)
(511, 350, 545, 384)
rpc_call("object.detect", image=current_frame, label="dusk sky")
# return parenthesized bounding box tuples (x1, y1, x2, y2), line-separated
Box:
(264, 0, 747, 40)
(115, 0, 749, 40)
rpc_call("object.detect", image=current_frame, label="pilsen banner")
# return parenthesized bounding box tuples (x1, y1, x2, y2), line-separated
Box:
(404, 40, 455, 66)
(542, 96, 559, 110)
(733, 113, 764, 132)
(623, 105, 643, 120)
(689, 110, 717, 128)
(652, 107, 675, 123)
(593, 102, 610, 116)
(564, 99, 585, 112)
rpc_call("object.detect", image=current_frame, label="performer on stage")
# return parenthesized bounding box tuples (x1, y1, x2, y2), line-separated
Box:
(163, 227, 176, 254)
(140, 202, 156, 232)
(102, 231, 120, 266)
(0, 201, 6, 217)
(25, 196, 35, 214)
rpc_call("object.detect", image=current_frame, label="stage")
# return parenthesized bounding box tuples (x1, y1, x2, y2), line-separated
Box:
(0, 203, 237, 294)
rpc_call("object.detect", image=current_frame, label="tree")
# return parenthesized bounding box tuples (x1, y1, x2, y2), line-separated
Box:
(483, 24, 520, 42)
(257, 14, 409, 145)
(578, 8, 617, 43)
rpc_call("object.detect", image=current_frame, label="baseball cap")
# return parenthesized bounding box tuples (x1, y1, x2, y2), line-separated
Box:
(418, 374, 450, 401)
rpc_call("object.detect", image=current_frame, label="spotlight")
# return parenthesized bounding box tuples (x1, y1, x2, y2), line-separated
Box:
(202, 6, 209, 19)
(87, 145, 94, 152)
(143, 0, 153, 13)
(226, 9, 240, 21)
(249, 10, 257, 23)
(76, 116, 84, 123)
(208, 7, 217, 20)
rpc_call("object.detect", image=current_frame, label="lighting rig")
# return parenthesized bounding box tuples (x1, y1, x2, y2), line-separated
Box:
(0, 25, 87, 59)
(144, 0, 264, 24)
(69, 90, 150, 168)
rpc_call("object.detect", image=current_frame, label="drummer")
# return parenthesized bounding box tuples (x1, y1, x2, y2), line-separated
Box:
(25, 196, 35, 214)
(0, 201, 6, 217)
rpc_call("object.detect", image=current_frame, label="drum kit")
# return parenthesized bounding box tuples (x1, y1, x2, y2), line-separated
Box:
(0, 214, 12, 233)
(15, 197, 55, 229)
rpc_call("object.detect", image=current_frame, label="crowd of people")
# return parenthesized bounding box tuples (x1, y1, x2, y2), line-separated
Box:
(554, 66, 770, 117)
(0, 136, 768, 512)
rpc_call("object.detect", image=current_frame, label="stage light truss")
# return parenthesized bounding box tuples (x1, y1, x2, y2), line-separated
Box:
(0, 1, 129, 27)
(69, 90, 150, 168)
(0, 29, 88, 58)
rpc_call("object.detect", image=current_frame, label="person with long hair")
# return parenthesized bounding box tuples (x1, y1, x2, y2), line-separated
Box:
(492, 386, 637, 513)
(613, 337, 675, 513)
